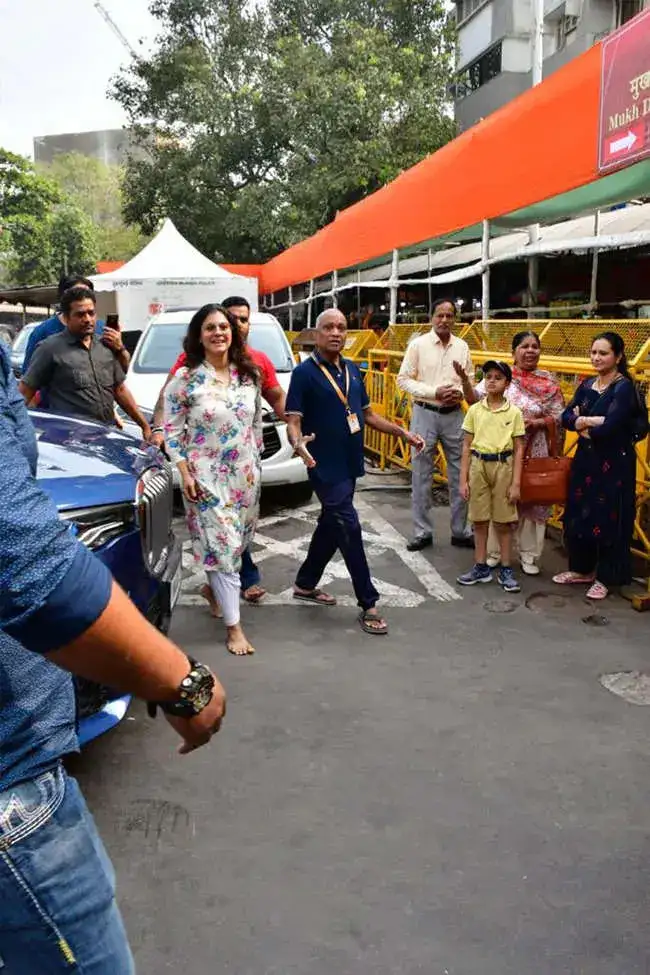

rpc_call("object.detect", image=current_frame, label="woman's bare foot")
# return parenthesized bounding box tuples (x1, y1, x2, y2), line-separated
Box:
(226, 623, 255, 656)
(200, 583, 223, 618)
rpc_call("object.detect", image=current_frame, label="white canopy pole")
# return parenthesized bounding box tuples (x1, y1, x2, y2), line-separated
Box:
(481, 220, 491, 320)
(589, 211, 601, 312)
(306, 279, 314, 327)
(527, 0, 544, 319)
(332, 270, 338, 309)
(389, 249, 399, 323)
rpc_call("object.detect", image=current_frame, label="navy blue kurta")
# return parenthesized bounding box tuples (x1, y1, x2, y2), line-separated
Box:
(561, 377, 638, 587)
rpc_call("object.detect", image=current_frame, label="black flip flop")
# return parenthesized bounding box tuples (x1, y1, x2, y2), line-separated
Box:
(293, 588, 337, 606)
(358, 610, 388, 636)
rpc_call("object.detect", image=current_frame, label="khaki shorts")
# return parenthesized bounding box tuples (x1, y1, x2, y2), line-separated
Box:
(468, 456, 518, 524)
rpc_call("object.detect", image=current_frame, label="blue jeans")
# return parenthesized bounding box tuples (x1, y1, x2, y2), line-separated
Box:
(0, 766, 134, 974)
(296, 476, 379, 611)
(240, 546, 261, 591)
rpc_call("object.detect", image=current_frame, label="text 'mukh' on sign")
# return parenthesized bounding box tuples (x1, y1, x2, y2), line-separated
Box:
(598, 7, 650, 174)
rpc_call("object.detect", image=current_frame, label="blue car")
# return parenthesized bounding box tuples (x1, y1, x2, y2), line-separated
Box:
(32, 411, 182, 745)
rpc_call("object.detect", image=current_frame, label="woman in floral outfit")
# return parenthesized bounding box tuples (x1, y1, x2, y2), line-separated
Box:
(164, 304, 262, 655)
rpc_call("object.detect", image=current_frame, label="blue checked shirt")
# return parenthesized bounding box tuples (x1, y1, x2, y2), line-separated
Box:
(0, 344, 113, 790)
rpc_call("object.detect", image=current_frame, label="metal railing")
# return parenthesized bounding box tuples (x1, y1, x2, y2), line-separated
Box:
(360, 319, 650, 573)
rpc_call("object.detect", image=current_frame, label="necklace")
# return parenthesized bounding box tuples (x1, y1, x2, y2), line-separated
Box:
(594, 373, 617, 393)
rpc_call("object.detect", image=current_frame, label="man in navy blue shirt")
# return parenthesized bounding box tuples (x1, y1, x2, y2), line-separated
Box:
(0, 343, 226, 973)
(23, 272, 129, 377)
(286, 308, 424, 635)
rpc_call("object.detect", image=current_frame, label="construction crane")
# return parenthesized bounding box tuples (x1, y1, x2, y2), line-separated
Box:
(92, 1, 138, 58)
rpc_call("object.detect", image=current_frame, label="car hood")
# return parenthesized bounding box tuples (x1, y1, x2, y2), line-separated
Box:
(31, 411, 160, 512)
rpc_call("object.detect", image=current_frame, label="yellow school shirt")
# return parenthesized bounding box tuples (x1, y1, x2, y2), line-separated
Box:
(462, 398, 525, 454)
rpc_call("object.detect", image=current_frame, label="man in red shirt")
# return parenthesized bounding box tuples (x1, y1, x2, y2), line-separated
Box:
(150, 296, 285, 608)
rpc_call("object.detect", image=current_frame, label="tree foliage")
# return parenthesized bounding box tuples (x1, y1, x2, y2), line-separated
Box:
(42, 153, 149, 262)
(113, 0, 456, 262)
(0, 149, 98, 286)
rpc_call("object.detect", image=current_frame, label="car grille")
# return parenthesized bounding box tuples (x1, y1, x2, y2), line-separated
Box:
(137, 464, 174, 578)
(262, 423, 282, 460)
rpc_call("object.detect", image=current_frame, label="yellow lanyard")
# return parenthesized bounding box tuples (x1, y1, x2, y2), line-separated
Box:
(312, 354, 351, 413)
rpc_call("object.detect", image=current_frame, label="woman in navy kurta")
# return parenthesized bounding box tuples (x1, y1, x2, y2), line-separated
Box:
(555, 332, 639, 599)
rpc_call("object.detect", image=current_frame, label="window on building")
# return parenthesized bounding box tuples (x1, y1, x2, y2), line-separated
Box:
(452, 42, 503, 100)
(618, 0, 643, 25)
(456, 0, 487, 25)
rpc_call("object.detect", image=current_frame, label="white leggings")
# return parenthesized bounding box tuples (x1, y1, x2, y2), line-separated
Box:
(208, 571, 240, 626)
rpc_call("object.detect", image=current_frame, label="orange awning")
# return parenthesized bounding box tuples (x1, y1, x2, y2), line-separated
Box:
(259, 44, 602, 294)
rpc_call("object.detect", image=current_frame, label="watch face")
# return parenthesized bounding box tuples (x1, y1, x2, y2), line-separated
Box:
(179, 665, 215, 714)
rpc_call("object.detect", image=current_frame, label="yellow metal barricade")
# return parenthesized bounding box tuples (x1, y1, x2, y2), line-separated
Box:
(342, 330, 377, 363)
(364, 319, 650, 583)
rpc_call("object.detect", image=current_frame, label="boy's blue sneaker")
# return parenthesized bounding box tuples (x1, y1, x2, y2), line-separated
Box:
(457, 563, 493, 586)
(498, 566, 521, 593)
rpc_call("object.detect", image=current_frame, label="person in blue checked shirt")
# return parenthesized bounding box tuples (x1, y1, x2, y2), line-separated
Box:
(0, 344, 226, 974)
(285, 308, 425, 636)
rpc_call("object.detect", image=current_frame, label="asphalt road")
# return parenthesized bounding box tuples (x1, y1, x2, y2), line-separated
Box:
(71, 482, 650, 974)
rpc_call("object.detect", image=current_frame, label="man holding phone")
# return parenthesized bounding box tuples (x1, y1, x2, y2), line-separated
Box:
(23, 274, 130, 377)
(19, 287, 151, 441)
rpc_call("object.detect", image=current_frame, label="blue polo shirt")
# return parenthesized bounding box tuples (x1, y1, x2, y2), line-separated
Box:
(286, 352, 369, 484)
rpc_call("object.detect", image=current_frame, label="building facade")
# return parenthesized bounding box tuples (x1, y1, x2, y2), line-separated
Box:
(453, 0, 648, 131)
(33, 129, 136, 166)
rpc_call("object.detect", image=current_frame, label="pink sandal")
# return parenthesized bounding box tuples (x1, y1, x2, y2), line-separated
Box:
(552, 571, 595, 585)
(586, 580, 608, 600)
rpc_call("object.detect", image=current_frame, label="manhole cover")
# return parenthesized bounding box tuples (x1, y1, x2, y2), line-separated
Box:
(525, 591, 591, 618)
(600, 671, 650, 705)
(483, 599, 519, 614)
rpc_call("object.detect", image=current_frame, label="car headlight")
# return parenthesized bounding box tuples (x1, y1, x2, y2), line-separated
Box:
(60, 503, 135, 550)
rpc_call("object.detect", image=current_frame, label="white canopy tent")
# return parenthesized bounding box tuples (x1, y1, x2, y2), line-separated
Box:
(91, 218, 258, 334)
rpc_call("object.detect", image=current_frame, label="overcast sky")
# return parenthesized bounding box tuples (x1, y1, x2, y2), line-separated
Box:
(0, 0, 158, 158)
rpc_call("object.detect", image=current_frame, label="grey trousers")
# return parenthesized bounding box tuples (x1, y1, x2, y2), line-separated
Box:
(410, 404, 470, 541)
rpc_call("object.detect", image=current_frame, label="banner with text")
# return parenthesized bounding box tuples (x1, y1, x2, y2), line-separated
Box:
(598, 8, 650, 173)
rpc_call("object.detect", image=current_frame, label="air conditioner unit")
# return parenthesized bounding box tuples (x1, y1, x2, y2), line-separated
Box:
(565, 0, 581, 17)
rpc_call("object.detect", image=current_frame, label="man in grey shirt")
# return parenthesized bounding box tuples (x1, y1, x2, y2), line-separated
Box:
(20, 286, 152, 439)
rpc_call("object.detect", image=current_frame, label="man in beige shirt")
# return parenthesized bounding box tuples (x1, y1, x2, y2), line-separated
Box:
(397, 298, 476, 551)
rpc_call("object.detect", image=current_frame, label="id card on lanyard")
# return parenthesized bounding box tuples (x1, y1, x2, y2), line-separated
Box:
(311, 354, 361, 435)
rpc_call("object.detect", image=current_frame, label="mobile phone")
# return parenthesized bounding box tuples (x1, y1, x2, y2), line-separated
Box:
(106, 314, 120, 330)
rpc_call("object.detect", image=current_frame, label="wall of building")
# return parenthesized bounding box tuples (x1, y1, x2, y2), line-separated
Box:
(33, 129, 136, 166)
(453, 0, 639, 130)
(455, 71, 530, 131)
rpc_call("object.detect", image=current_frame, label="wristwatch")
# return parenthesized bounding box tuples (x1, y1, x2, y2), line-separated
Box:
(147, 657, 215, 719)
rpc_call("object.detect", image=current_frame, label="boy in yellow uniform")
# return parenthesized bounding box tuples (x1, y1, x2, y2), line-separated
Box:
(457, 360, 526, 593)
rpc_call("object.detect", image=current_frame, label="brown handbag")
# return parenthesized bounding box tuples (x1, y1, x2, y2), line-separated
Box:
(519, 422, 572, 506)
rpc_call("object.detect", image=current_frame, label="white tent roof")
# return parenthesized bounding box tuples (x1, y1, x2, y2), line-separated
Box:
(91, 218, 250, 290)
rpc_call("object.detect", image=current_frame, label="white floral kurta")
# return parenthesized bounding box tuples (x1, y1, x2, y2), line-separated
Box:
(164, 363, 262, 574)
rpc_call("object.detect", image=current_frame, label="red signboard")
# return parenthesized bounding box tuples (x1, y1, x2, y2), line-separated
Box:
(598, 8, 650, 174)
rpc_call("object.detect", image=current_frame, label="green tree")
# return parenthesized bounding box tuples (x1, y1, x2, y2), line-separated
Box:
(0, 150, 100, 286)
(0, 148, 59, 221)
(112, 0, 456, 262)
(49, 204, 99, 278)
(2, 215, 54, 286)
(42, 152, 149, 262)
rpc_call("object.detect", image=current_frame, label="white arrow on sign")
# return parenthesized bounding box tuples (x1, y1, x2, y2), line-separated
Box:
(610, 130, 638, 155)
